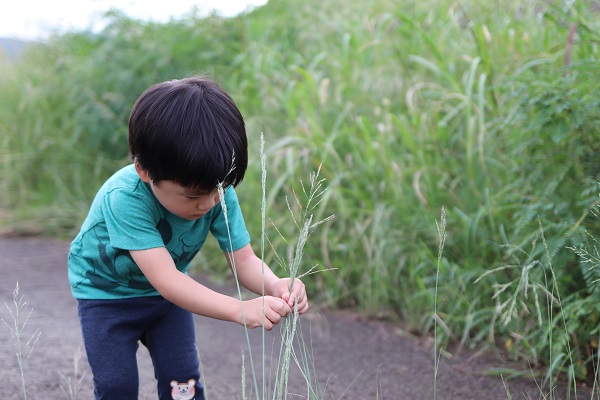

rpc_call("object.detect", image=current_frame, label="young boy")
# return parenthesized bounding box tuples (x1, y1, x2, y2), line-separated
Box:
(67, 76, 308, 400)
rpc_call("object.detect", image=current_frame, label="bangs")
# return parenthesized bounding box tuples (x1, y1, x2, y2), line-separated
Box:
(170, 147, 241, 192)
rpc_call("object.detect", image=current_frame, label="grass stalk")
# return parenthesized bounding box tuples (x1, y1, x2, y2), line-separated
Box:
(261, 133, 267, 399)
(217, 179, 261, 400)
(538, 217, 577, 398)
(501, 375, 513, 400)
(196, 343, 209, 400)
(242, 352, 247, 400)
(2, 282, 42, 400)
(433, 206, 447, 400)
(593, 330, 600, 397)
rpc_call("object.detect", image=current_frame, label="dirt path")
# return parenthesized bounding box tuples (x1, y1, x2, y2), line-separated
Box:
(0, 237, 592, 399)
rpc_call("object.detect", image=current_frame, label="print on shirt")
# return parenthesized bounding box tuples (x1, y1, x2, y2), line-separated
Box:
(157, 218, 173, 245)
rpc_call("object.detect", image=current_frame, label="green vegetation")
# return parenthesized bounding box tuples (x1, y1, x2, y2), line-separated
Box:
(1, 0, 599, 393)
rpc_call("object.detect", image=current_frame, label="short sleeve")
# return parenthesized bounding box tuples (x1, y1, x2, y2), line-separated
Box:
(210, 187, 251, 252)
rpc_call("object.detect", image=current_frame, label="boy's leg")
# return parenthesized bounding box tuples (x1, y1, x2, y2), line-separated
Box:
(77, 298, 148, 400)
(142, 301, 205, 400)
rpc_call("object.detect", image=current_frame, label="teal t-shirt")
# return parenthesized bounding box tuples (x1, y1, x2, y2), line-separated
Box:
(68, 164, 250, 299)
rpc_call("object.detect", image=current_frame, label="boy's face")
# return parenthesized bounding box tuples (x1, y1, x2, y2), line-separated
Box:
(135, 162, 221, 220)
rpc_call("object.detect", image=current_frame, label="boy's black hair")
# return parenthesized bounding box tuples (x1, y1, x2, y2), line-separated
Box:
(128, 76, 248, 192)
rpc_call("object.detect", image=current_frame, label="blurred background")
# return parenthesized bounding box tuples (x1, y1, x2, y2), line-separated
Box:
(1, 0, 599, 389)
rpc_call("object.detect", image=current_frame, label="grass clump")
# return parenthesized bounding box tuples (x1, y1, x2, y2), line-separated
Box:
(2, 283, 42, 400)
(268, 165, 334, 400)
(215, 134, 333, 399)
(475, 210, 600, 397)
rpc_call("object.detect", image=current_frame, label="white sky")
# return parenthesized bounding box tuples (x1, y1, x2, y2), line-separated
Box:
(1, 0, 268, 40)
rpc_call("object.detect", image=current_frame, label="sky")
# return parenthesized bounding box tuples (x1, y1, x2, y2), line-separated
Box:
(0, 0, 268, 40)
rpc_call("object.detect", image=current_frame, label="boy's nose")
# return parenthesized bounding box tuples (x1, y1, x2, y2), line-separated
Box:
(198, 193, 219, 210)
(197, 200, 211, 211)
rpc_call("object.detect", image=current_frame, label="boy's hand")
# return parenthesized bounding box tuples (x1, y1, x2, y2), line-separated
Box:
(240, 296, 290, 330)
(271, 278, 309, 315)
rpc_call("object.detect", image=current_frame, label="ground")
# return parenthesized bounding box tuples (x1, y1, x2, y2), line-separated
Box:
(0, 237, 594, 399)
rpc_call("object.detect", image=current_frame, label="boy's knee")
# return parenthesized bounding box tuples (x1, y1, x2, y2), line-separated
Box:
(93, 371, 138, 400)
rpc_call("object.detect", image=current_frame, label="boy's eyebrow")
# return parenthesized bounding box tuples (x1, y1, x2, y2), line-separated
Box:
(179, 186, 218, 196)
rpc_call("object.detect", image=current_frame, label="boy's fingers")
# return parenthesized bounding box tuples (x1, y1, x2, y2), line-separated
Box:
(288, 279, 301, 291)
(262, 319, 274, 331)
(298, 301, 309, 314)
(292, 294, 307, 313)
(288, 284, 305, 306)
(260, 299, 290, 329)
(270, 297, 291, 317)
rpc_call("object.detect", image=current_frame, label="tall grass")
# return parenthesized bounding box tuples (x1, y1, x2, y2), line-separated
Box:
(1, 0, 599, 389)
(477, 211, 600, 399)
(217, 134, 333, 399)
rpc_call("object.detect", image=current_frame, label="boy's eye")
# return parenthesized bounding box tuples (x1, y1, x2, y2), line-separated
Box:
(184, 195, 204, 200)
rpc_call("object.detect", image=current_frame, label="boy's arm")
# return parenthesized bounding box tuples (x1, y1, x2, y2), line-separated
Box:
(130, 247, 290, 330)
(226, 244, 309, 314)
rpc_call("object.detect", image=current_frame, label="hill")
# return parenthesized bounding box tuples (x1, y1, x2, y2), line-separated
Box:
(0, 37, 34, 61)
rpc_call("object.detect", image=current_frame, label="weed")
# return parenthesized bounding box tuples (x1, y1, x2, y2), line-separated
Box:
(217, 134, 334, 399)
(478, 212, 600, 398)
(58, 346, 86, 400)
(2, 282, 42, 400)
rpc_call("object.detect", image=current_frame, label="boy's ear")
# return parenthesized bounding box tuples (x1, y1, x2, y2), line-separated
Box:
(134, 160, 152, 183)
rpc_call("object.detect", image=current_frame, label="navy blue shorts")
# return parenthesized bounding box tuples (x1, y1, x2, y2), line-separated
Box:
(78, 296, 205, 400)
